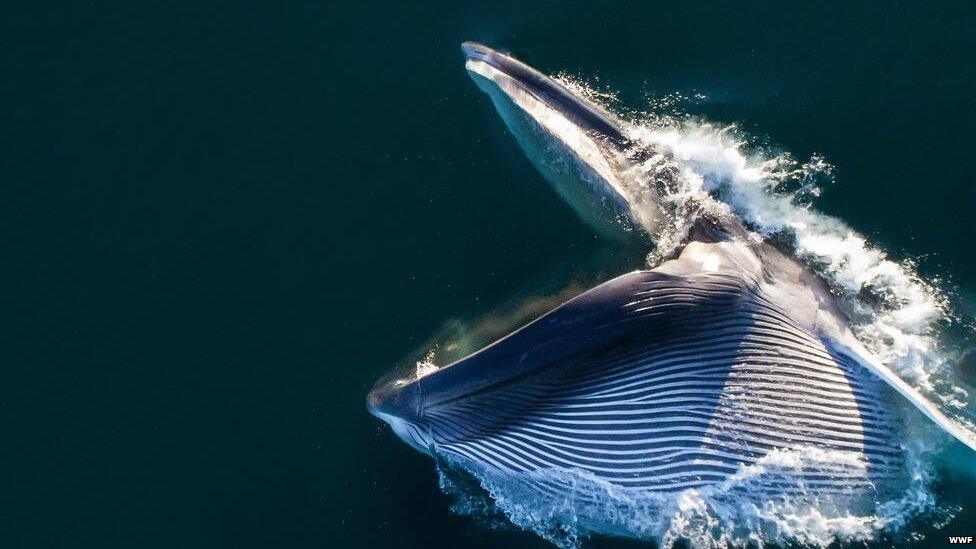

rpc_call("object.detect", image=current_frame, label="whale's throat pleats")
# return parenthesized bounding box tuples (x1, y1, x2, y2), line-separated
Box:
(407, 253, 904, 496)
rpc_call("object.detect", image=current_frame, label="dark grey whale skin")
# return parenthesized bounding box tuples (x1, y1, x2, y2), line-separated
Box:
(366, 245, 669, 423)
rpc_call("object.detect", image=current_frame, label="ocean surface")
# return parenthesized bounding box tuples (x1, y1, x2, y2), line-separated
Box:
(3, 1, 976, 547)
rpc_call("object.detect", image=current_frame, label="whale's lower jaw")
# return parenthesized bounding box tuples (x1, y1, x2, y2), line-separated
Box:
(371, 410, 432, 454)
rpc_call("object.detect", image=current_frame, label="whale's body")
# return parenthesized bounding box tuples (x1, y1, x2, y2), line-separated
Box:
(367, 42, 975, 542)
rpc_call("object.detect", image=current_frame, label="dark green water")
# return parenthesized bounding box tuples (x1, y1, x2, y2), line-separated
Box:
(3, 1, 976, 547)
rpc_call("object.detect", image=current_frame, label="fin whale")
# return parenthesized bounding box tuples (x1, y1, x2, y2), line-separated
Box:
(367, 42, 976, 541)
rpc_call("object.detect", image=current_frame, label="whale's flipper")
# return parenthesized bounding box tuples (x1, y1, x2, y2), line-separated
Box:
(826, 332, 976, 451)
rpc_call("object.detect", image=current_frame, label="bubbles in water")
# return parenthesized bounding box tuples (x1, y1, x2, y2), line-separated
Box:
(415, 348, 439, 379)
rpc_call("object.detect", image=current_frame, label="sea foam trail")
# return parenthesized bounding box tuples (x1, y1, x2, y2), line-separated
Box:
(422, 79, 976, 546)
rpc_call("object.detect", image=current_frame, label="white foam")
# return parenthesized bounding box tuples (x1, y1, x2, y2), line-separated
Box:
(437, 443, 936, 548)
(414, 348, 439, 379)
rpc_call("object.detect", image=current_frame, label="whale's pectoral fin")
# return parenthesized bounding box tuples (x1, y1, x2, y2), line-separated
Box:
(827, 340, 976, 452)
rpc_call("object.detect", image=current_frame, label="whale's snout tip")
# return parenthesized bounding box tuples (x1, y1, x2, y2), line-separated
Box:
(366, 375, 434, 453)
(461, 41, 493, 61)
(364, 387, 384, 417)
(365, 373, 422, 424)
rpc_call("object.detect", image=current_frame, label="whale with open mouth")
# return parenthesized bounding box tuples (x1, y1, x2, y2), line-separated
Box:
(367, 42, 976, 545)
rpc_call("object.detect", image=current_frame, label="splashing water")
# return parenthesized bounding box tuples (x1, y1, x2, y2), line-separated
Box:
(419, 79, 976, 546)
(437, 443, 937, 548)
